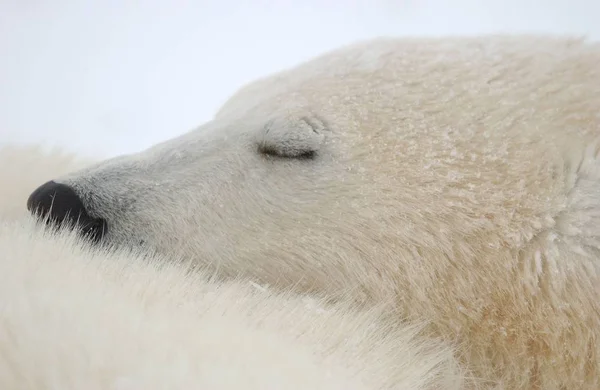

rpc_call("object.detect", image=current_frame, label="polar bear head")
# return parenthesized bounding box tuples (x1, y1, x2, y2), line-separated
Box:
(26, 36, 600, 308)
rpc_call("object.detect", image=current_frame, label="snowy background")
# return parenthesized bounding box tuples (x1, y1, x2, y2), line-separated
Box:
(1, 0, 599, 159)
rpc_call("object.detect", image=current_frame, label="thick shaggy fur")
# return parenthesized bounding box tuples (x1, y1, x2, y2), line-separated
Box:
(20, 36, 600, 388)
(0, 146, 465, 390)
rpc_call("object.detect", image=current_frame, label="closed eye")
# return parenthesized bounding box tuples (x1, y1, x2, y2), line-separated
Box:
(258, 144, 317, 160)
(255, 113, 327, 160)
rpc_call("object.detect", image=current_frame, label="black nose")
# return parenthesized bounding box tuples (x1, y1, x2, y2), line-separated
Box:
(27, 180, 107, 243)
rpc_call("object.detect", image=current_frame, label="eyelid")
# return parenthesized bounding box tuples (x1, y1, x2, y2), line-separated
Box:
(255, 114, 327, 159)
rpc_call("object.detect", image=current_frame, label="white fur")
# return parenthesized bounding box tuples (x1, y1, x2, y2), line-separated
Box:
(0, 146, 465, 389)
(20, 35, 600, 388)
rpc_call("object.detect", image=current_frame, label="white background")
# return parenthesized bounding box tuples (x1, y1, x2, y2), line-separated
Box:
(1, 0, 599, 159)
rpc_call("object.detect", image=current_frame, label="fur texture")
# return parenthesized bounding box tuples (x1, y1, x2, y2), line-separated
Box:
(23, 35, 600, 388)
(0, 145, 465, 390)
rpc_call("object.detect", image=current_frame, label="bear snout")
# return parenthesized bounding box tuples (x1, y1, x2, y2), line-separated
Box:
(26, 180, 107, 243)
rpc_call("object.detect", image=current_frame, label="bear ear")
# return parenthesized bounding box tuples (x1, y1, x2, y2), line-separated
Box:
(256, 114, 327, 159)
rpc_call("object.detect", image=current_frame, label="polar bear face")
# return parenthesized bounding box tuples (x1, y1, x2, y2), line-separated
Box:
(27, 36, 600, 309)
(30, 103, 379, 296)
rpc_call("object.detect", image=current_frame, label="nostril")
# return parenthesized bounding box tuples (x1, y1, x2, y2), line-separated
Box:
(26, 180, 107, 243)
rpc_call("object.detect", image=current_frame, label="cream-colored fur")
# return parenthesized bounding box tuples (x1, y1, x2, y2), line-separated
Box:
(0, 146, 465, 390)
(25, 35, 600, 388)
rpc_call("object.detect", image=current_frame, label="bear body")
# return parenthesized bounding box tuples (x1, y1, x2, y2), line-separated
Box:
(28, 36, 600, 388)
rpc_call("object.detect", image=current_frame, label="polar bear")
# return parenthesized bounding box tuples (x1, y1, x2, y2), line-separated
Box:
(26, 36, 600, 389)
(0, 146, 464, 390)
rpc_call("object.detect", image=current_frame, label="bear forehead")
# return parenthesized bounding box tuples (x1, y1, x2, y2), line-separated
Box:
(219, 36, 599, 138)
